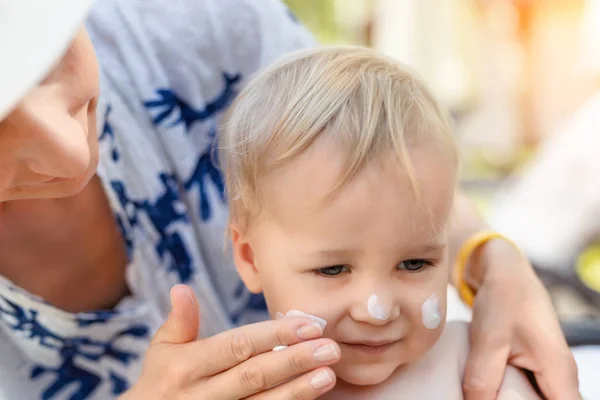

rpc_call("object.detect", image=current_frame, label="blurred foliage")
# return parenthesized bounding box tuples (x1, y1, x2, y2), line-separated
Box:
(462, 143, 538, 181)
(284, 0, 341, 43)
(577, 245, 600, 292)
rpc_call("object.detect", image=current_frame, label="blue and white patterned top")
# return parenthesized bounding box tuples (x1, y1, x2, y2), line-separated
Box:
(0, 1, 314, 398)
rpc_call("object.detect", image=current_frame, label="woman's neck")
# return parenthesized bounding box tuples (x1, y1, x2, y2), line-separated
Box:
(0, 176, 129, 313)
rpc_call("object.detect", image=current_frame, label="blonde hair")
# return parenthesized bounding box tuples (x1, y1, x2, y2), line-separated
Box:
(220, 46, 457, 226)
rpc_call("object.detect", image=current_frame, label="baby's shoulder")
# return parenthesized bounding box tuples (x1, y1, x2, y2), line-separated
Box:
(426, 321, 470, 370)
(371, 322, 468, 400)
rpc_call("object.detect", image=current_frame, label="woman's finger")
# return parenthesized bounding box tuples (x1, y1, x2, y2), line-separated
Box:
(243, 367, 336, 400)
(187, 317, 325, 378)
(526, 334, 580, 400)
(206, 339, 340, 399)
(151, 284, 200, 345)
(463, 305, 511, 400)
(511, 292, 581, 399)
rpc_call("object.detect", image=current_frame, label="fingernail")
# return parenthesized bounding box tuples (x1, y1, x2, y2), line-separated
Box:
(186, 291, 196, 306)
(170, 285, 184, 303)
(313, 344, 339, 362)
(171, 285, 195, 307)
(296, 322, 323, 340)
(310, 370, 334, 389)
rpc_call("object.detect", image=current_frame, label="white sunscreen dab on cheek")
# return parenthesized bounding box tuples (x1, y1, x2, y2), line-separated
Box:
(272, 310, 327, 351)
(421, 293, 441, 329)
(367, 294, 390, 320)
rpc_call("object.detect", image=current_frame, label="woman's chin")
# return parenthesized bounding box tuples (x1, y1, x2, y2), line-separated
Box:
(334, 362, 398, 386)
(3, 167, 97, 202)
(4, 182, 83, 202)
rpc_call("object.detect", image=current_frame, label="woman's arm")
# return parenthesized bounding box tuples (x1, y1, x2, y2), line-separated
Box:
(449, 190, 580, 400)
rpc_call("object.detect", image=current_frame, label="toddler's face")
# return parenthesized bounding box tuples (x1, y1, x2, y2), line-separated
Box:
(231, 139, 456, 386)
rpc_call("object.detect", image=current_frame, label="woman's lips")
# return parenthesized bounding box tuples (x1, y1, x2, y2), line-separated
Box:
(45, 177, 70, 184)
(14, 176, 70, 188)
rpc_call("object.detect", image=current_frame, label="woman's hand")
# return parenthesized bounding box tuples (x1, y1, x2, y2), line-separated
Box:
(122, 285, 339, 400)
(462, 240, 581, 400)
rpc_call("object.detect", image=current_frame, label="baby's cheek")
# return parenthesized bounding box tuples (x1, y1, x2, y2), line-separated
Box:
(421, 292, 445, 329)
(405, 291, 447, 356)
(263, 281, 335, 323)
(406, 289, 445, 328)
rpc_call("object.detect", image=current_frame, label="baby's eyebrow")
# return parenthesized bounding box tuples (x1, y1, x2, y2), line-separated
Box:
(419, 243, 447, 253)
(289, 248, 353, 268)
(310, 243, 447, 259)
(315, 248, 359, 259)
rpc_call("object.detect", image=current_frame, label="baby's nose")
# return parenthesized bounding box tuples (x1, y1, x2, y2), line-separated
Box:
(352, 292, 400, 325)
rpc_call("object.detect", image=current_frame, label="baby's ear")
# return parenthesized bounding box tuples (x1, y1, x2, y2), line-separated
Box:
(230, 224, 262, 294)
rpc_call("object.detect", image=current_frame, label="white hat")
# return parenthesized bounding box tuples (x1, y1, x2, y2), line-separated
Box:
(0, 0, 92, 120)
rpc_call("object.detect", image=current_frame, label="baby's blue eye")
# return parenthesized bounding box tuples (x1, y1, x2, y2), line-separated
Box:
(398, 259, 431, 272)
(314, 265, 348, 277)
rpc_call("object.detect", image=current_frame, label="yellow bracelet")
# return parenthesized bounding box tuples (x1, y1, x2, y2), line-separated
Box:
(453, 230, 522, 307)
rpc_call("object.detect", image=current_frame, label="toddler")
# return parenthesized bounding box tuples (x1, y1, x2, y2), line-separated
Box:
(220, 46, 540, 399)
